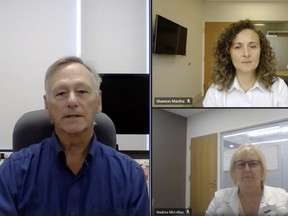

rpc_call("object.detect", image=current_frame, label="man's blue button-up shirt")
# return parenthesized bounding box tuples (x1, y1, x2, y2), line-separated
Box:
(0, 133, 149, 216)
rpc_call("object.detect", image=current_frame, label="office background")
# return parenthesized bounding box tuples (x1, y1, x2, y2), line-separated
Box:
(0, 0, 149, 150)
(152, 109, 288, 211)
(152, 0, 288, 107)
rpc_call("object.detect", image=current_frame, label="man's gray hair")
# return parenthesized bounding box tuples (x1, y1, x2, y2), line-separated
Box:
(44, 56, 102, 93)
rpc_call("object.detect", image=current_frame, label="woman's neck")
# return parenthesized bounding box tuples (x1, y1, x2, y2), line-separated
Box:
(238, 185, 263, 216)
(236, 72, 257, 93)
(239, 184, 262, 197)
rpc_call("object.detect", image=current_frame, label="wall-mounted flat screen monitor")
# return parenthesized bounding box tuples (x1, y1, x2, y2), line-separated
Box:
(153, 14, 187, 55)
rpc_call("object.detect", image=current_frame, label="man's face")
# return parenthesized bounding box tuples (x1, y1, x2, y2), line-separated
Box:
(44, 63, 102, 135)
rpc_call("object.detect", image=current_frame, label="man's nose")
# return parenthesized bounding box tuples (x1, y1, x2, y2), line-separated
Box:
(67, 92, 79, 107)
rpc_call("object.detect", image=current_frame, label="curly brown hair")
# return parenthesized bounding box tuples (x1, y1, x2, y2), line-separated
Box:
(211, 19, 277, 91)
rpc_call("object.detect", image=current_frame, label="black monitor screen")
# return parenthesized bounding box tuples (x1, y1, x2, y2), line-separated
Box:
(100, 73, 149, 135)
(153, 14, 187, 55)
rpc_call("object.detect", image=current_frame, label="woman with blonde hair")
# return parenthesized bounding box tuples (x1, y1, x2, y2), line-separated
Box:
(206, 144, 288, 216)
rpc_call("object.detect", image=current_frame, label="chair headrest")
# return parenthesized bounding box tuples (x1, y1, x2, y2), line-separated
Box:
(12, 110, 117, 152)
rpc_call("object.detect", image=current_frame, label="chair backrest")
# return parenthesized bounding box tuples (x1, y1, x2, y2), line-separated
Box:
(13, 110, 117, 152)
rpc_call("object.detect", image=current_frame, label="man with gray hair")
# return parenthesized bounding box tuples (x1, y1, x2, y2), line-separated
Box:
(0, 56, 149, 216)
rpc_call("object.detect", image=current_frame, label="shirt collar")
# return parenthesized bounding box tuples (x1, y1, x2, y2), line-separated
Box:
(261, 185, 277, 205)
(51, 132, 99, 164)
(223, 186, 277, 211)
(223, 187, 240, 206)
(228, 77, 266, 93)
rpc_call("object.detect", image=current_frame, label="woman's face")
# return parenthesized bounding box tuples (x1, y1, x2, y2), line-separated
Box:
(229, 29, 261, 75)
(234, 152, 263, 188)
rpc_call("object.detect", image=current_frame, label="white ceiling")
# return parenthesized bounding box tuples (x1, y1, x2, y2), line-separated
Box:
(164, 109, 206, 118)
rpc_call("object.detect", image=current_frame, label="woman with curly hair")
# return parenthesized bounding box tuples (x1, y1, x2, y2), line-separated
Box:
(203, 19, 288, 107)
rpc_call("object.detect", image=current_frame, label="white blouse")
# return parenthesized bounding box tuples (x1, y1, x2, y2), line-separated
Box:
(205, 186, 288, 216)
(203, 77, 288, 107)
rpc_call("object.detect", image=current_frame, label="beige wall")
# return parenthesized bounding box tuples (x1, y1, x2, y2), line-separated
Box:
(204, 2, 288, 22)
(152, 0, 204, 107)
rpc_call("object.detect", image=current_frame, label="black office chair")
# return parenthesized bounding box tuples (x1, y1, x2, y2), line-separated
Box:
(12, 110, 117, 152)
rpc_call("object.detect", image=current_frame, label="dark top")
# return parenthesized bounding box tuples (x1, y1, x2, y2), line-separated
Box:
(0, 132, 149, 216)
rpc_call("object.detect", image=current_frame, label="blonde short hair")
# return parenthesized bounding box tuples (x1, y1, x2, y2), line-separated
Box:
(229, 144, 267, 185)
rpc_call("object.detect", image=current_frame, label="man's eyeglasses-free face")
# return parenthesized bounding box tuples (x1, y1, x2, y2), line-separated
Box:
(234, 160, 261, 169)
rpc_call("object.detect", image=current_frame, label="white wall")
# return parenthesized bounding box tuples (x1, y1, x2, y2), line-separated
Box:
(152, 0, 204, 107)
(81, 0, 149, 150)
(0, 0, 77, 149)
(0, 0, 149, 150)
(185, 109, 288, 207)
(81, 0, 148, 73)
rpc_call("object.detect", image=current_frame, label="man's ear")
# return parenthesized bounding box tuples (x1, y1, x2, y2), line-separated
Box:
(43, 95, 50, 117)
(97, 90, 102, 113)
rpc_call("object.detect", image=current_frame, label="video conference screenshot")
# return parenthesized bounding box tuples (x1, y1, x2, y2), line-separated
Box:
(1, 1, 288, 216)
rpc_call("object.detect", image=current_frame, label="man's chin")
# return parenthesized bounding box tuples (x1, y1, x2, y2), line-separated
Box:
(65, 128, 86, 134)
(60, 125, 89, 135)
